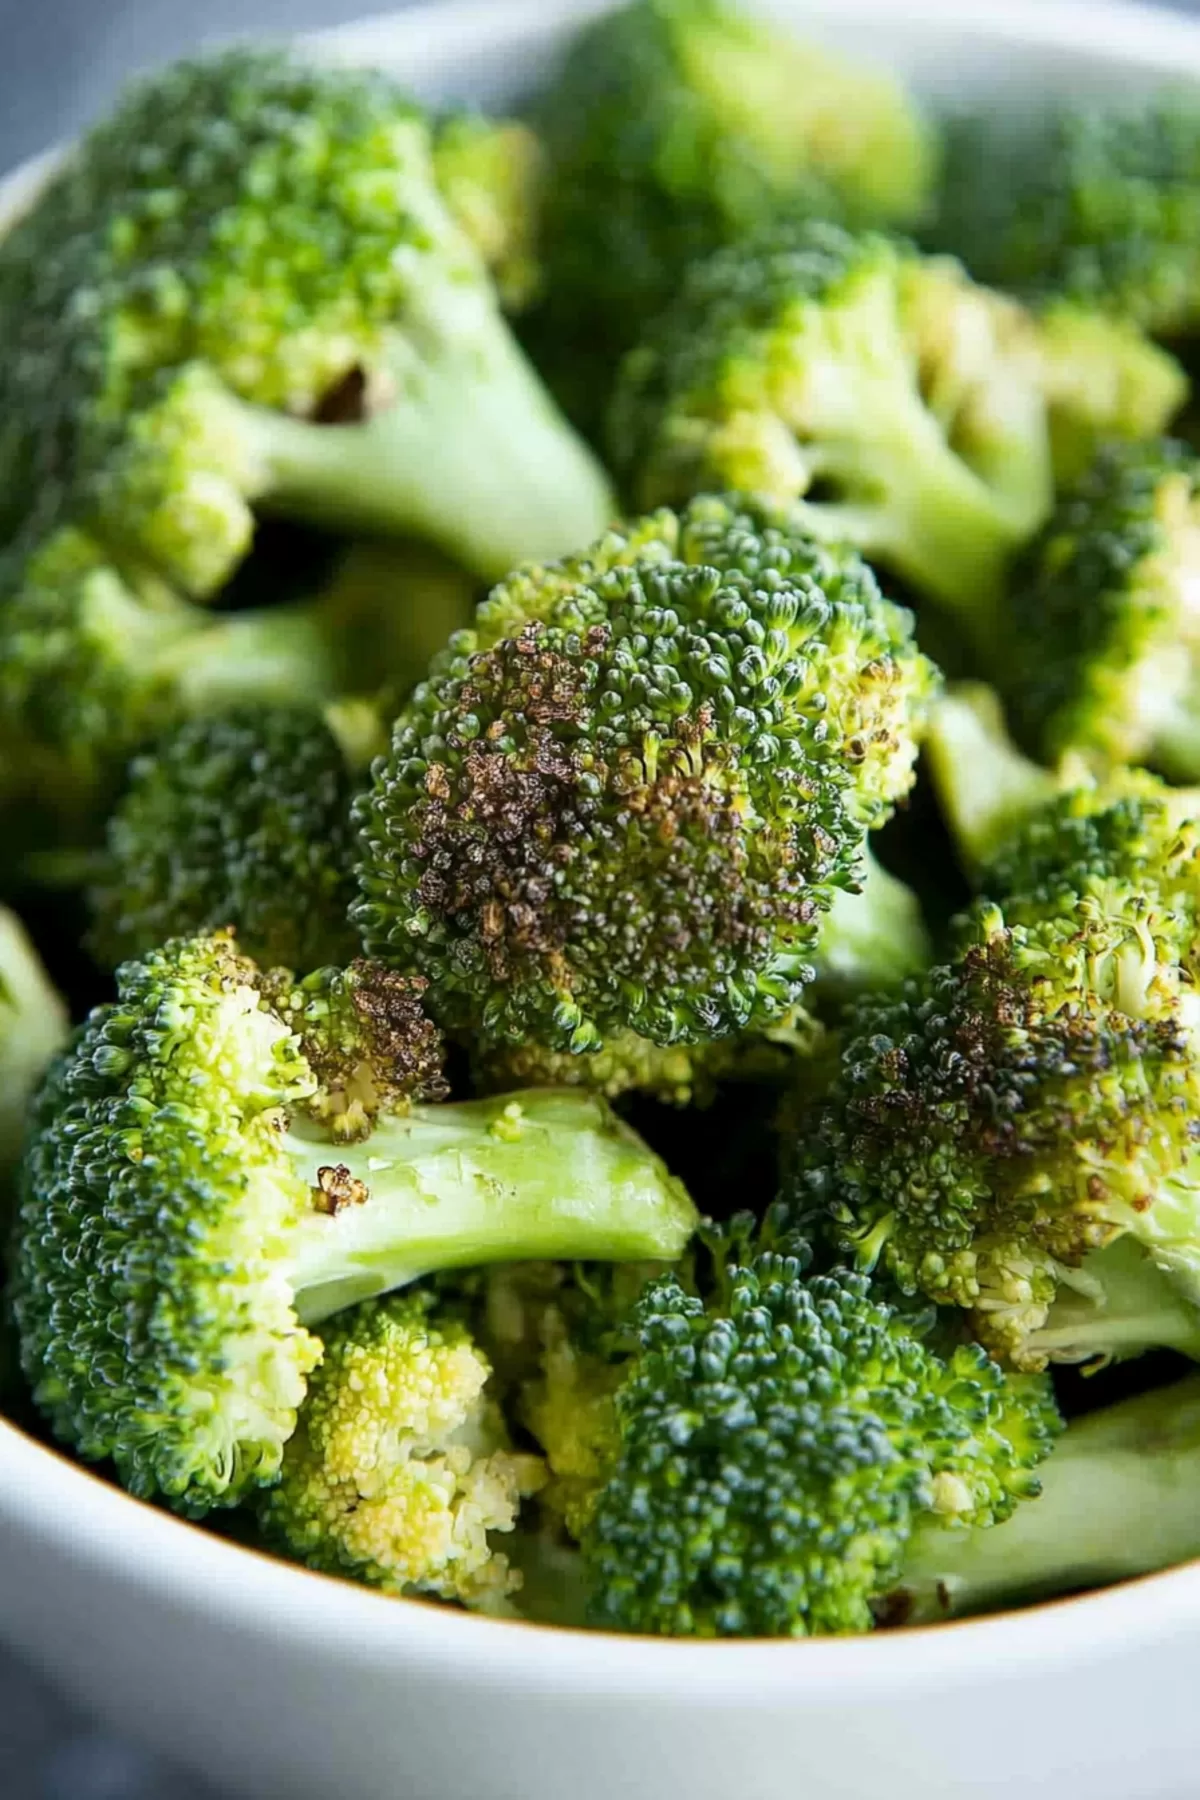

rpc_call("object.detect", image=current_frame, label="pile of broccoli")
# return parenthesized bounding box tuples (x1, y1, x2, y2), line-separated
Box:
(6, 0, 1200, 1639)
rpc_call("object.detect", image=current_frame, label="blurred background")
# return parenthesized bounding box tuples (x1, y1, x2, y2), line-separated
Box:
(0, 0, 1196, 1793)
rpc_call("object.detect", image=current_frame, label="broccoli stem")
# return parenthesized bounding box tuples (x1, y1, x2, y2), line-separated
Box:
(924, 683, 1058, 877)
(794, 384, 1028, 625)
(164, 605, 337, 715)
(285, 1088, 696, 1325)
(1025, 1238, 1200, 1368)
(891, 1374, 1200, 1624)
(223, 292, 613, 582)
(814, 850, 929, 994)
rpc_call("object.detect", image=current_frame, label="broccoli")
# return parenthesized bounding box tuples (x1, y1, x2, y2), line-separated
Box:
(0, 49, 611, 596)
(887, 1374, 1200, 1624)
(84, 701, 382, 974)
(1031, 306, 1188, 486)
(529, 0, 935, 432)
(259, 1290, 546, 1611)
(433, 114, 545, 314)
(8, 932, 697, 1515)
(608, 224, 1053, 625)
(353, 495, 939, 1056)
(814, 847, 930, 1001)
(931, 100, 1200, 339)
(1000, 438, 1200, 779)
(517, 1219, 1059, 1636)
(0, 908, 68, 1175)
(788, 902, 1200, 1370)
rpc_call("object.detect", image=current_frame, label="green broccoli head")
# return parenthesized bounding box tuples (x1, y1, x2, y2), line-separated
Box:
(8, 932, 697, 1515)
(259, 1290, 546, 1611)
(529, 0, 935, 431)
(581, 1218, 1059, 1636)
(353, 496, 939, 1053)
(87, 703, 375, 974)
(609, 224, 1052, 625)
(1003, 437, 1200, 780)
(1031, 305, 1188, 487)
(788, 904, 1200, 1370)
(0, 49, 610, 593)
(931, 100, 1200, 338)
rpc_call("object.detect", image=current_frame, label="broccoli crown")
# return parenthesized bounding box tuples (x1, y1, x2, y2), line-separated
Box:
(583, 1220, 1060, 1636)
(1004, 438, 1200, 778)
(532, 0, 934, 400)
(609, 223, 1052, 619)
(8, 932, 696, 1514)
(259, 1290, 545, 1610)
(353, 495, 938, 1052)
(0, 49, 610, 594)
(1031, 305, 1188, 487)
(432, 114, 545, 314)
(932, 102, 1200, 337)
(88, 705, 365, 974)
(788, 906, 1200, 1368)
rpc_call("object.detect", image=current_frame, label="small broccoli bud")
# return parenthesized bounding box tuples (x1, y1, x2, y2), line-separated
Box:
(8, 931, 698, 1515)
(354, 495, 938, 1054)
(609, 224, 1053, 630)
(581, 1218, 1060, 1635)
(433, 113, 545, 314)
(259, 1291, 546, 1610)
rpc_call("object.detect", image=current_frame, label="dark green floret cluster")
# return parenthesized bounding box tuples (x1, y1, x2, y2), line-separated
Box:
(9, 4, 1200, 1643)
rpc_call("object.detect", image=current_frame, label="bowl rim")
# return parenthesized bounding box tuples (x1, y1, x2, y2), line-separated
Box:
(6, 0, 1200, 1689)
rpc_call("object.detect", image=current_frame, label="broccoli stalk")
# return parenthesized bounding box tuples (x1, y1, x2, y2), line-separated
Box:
(9, 934, 697, 1515)
(924, 683, 1062, 878)
(0, 908, 69, 1174)
(890, 1375, 1200, 1624)
(815, 849, 931, 997)
(1020, 1239, 1200, 1370)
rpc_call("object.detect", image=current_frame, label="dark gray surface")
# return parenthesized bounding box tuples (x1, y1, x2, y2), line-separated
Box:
(0, 0, 1198, 1794)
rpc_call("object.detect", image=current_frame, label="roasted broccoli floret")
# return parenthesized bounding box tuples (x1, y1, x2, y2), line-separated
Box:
(529, 0, 935, 432)
(259, 1290, 546, 1611)
(8, 932, 697, 1515)
(609, 224, 1053, 625)
(1002, 438, 1200, 779)
(788, 902, 1200, 1370)
(85, 701, 381, 974)
(433, 113, 545, 314)
(545, 1219, 1059, 1636)
(353, 495, 939, 1056)
(888, 1374, 1200, 1623)
(931, 100, 1200, 338)
(0, 908, 68, 1175)
(0, 49, 611, 594)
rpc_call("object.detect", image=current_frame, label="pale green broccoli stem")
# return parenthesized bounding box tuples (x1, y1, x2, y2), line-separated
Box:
(165, 606, 339, 715)
(792, 377, 1032, 628)
(0, 909, 68, 1170)
(285, 1089, 697, 1325)
(893, 1375, 1200, 1623)
(925, 684, 1058, 878)
(814, 850, 929, 995)
(1025, 1239, 1200, 1368)
(209, 291, 613, 583)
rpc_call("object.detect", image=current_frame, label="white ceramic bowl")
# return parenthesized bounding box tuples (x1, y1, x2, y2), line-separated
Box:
(3, 4, 1200, 1796)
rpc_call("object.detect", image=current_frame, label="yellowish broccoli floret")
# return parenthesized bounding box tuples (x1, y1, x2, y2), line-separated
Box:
(260, 1292, 546, 1610)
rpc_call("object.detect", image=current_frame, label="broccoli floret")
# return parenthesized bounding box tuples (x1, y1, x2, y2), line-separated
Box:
(1031, 305, 1188, 486)
(85, 702, 379, 974)
(576, 1219, 1058, 1636)
(609, 224, 1053, 626)
(259, 1290, 545, 1611)
(887, 1374, 1200, 1623)
(0, 50, 611, 593)
(8, 932, 697, 1515)
(788, 904, 1200, 1370)
(931, 100, 1200, 338)
(1002, 438, 1200, 779)
(353, 495, 939, 1055)
(528, 0, 935, 432)
(0, 908, 68, 1174)
(433, 114, 545, 314)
